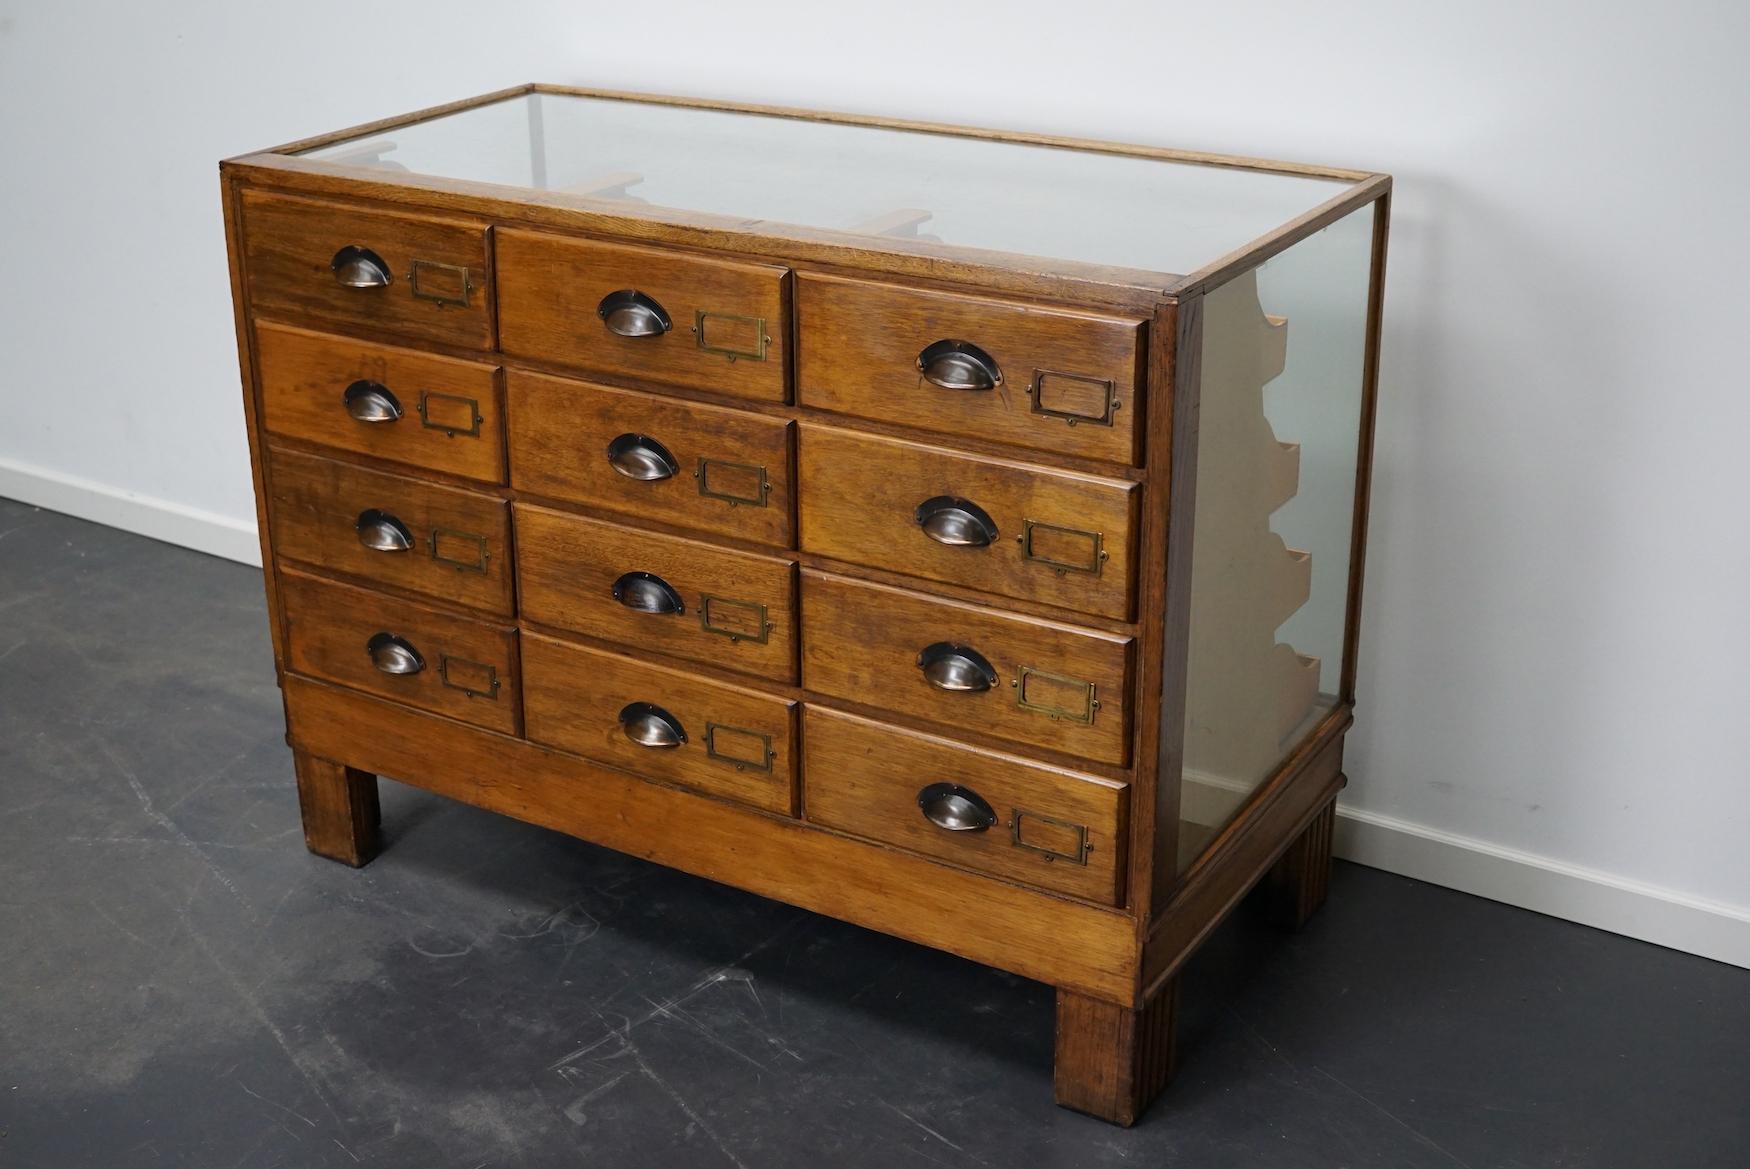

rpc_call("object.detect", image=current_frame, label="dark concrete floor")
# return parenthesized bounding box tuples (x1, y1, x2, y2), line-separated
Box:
(1, 495, 1746, 1169)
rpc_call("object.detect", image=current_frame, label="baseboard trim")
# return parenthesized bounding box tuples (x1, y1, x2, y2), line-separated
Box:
(0, 455, 261, 567)
(1334, 803, 1750, 970)
(3, 457, 1745, 969)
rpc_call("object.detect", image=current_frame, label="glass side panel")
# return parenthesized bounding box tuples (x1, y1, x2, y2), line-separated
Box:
(297, 92, 1354, 278)
(1176, 201, 1376, 869)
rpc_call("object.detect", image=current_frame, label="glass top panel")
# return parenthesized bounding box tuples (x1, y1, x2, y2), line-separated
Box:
(297, 93, 1355, 279)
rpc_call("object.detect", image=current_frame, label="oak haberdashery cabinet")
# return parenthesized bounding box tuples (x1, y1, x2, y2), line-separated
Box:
(220, 84, 1389, 1126)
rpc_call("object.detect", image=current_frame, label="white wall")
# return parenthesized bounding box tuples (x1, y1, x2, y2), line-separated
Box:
(2, 1, 1746, 965)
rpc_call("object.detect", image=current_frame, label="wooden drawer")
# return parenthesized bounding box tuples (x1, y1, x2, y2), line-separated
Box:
(280, 569, 519, 734)
(497, 230, 788, 402)
(797, 274, 1146, 465)
(267, 447, 513, 615)
(804, 708, 1128, 904)
(522, 634, 796, 815)
(256, 322, 504, 483)
(507, 371, 793, 548)
(241, 191, 492, 349)
(801, 572, 1134, 766)
(515, 505, 796, 683)
(798, 424, 1138, 621)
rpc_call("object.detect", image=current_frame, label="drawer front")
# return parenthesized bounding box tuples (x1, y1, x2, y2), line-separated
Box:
(804, 708, 1127, 904)
(281, 569, 519, 734)
(267, 448, 513, 615)
(798, 425, 1138, 621)
(797, 274, 1145, 465)
(801, 572, 1134, 766)
(507, 371, 793, 548)
(497, 230, 788, 402)
(241, 191, 492, 349)
(256, 323, 504, 483)
(522, 634, 796, 815)
(515, 505, 796, 683)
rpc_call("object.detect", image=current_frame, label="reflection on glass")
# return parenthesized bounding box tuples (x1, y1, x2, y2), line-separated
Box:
(298, 92, 1355, 278)
(1176, 203, 1375, 869)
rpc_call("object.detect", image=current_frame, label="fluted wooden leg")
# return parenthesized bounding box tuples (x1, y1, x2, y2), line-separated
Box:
(293, 749, 380, 867)
(1257, 796, 1337, 929)
(1053, 980, 1178, 1126)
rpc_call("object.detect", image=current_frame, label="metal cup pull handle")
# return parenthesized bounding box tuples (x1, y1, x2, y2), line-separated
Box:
(917, 783, 997, 832)
(619, 701, 687, 748)
(606, 433, 679, 481)
(918, 339, 1001, 391)
(355, 508, 414, 552)
(613, 571, 685, 615)
(598, 289, 672, 337)
(343, 380, 403, 423)
(917, 642, 998, 692)
(366, 632, 425, 676)
(331, 245, 392, 289)
(915, 496, 997, 547)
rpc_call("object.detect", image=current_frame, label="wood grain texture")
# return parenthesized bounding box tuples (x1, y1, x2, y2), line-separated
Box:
(230, 152, 1170, 311)
(804, 707, 1128, 904)
(1053, 980, 1178, 1126)
(292, 749, 380, 867)
(507, 371, 793, 548)
(220, 173, 289, 671)
(801, 571, 1134, 766)
(281, 568, 521, 734)
(256, 321, 505, 482)
(514, 504, 796, 684)
(798, 423, 1138, 621)
(267, 447, 513, 615)
(240, 190, 493, 349)
(796, 273, 1145, 465)
(282, 673, 1141, 1001)
(1148, 295, 1204, 910)
(521, 633, 796, 815)
(497, 229, 788, 402)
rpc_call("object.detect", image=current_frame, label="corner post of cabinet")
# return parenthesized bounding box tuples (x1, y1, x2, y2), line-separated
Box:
(1138, 294, 1204, 919)
(218, 163, 286, 679)
(1338, 186, 1393, 706)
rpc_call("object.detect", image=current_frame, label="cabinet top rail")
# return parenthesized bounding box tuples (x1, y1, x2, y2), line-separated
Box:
(227, 83, 1387, 299)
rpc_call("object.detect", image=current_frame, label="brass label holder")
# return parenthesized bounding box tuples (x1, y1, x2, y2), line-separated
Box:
(439, 655, 501, 700)
(695, 458, 771, 508)
(704, 722, 775, 773)
(428, 527, 489, 574)
(699, 595, 772, 645)
(1028, 368, 1119, 427)
(416, 390, 483, 439)
(692, 310, 770, 363)
(1013, 665, 1100, 724)
(1018, 519, 1108, 576)
(409, 259, 473, 308)
(1009, 808, 1092, 865)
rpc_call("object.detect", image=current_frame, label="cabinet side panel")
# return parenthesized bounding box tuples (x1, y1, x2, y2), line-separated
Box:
(219, 169, 286, 669)
(1173, 202, 1376, 869)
